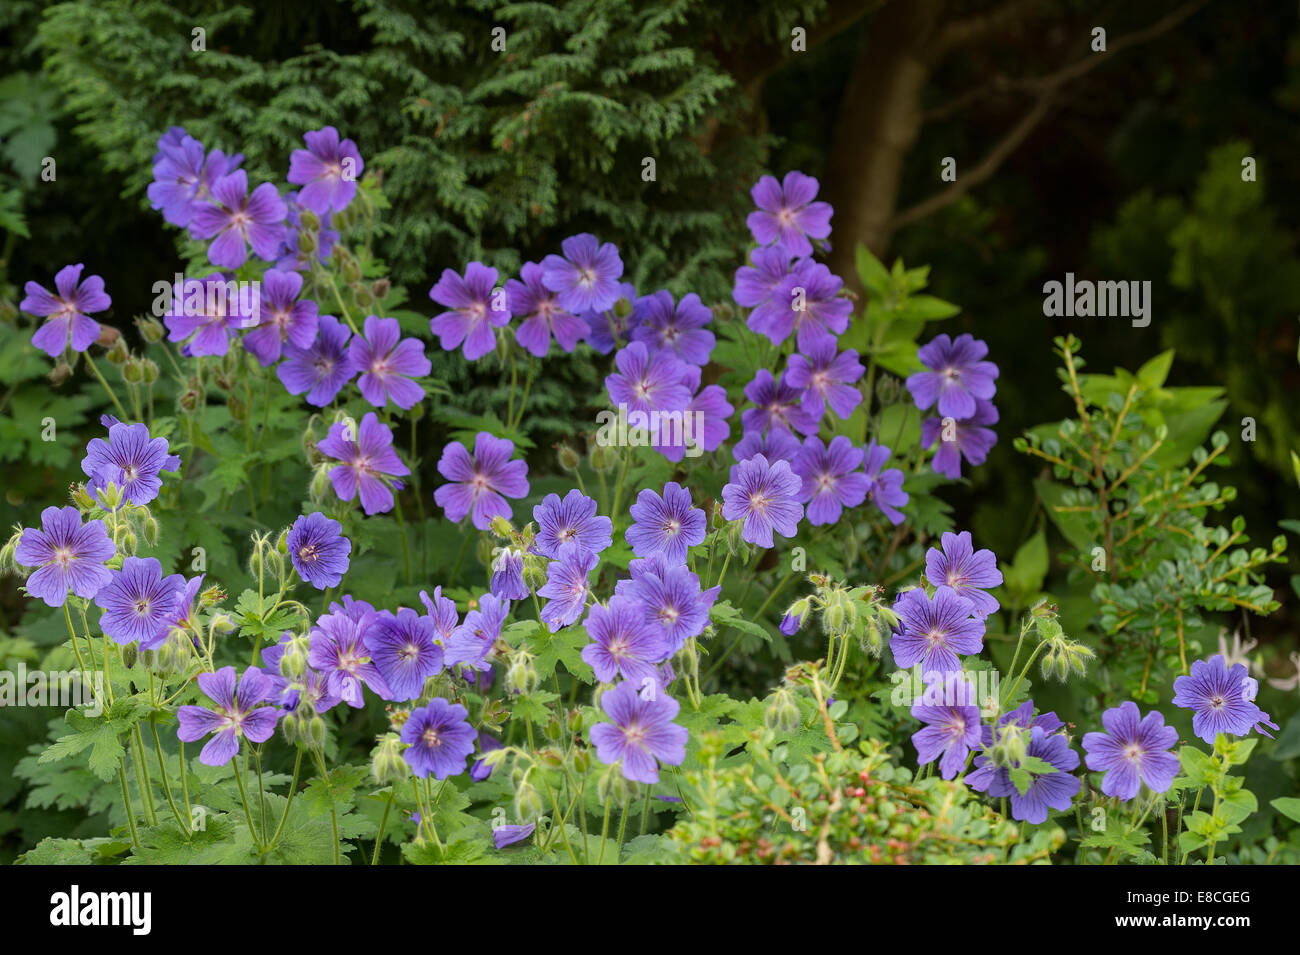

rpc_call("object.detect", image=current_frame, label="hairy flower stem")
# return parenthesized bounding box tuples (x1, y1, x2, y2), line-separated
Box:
(313, 748, 341, 863)
(265, 749, 303, 855)
(371, 789, 395, 865)
(233, 746, 263, 851)
(118, 755, 141, 848)
(150, 716, 188, 835)
(84, 353, 129, 420)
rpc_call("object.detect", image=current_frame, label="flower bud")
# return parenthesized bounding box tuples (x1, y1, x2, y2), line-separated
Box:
(72, 485, 96, 511)
(139, 358, 160, 384)
(371, 279, 390, 300)
(514, 781, 544, 823)
(105, 340, 129, 365)
(589, 441, 613, 473)
(566, 708, 584, 734)
(141, 516, 159, 547)
(542, 714, 562, 742)
(354, 287, 373, 309)
(306, 715, 327, 749)
(597, 763, 632, 805)
(121, 643, 138, 668)
(371, 734, 410, 785)
(572, 747, 590, 774)
(281, 715, 298, 745)
(506, 656, 539, 696)
(764, 689, 801, 734)
(49, 361, 72, 385)
(557, 443, 580, 472)
(209, 613, 235, 636)
(135, 316, 165, 343)
(489, 515, 514, 539)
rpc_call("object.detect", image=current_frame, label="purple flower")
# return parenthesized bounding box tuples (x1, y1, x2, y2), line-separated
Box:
(541, 233, 624, 313)
(537, 544, 598, 633)
(626, 482, 705, 563)
(21, 264, 111, 357)
(665, 366, 733, 461)
(792, 436, 869, 526)
(780, 612, 803, 636)
(720, 454, 804, 548)
(733, 245, 793, 309)
(864, 440, 908, 525)
(147, 132, 206, 226)
(243, 268, 320, 366)
(277, 314, 357, 405)
(471, 730, 503, 781)
(188, 169, 287, 269)
(429, 262, 509, 361)
(581, 595, 671, 686)
(746, 171, 833, 258)
(906, 333, 999, 420)
(308, 608, 392, 707)
(889, 587, 984, 675)
(630, 290, 715, 367)
(364, 607, 444, 702)
(1082, 701, 1180, 800)
(287, 125, 364, 215)
(605, 341, 691, 417)
(434, 432, 529, 530)
(925, 531, 1002, 619)
(15, 506, 115, 607)
(286, 512, 351, 589)
(419, 586, 459, 642)
(589, 680, 688, 784)
(95, 557, 186, 650)
(401, 698, 476, 780)
(506, 261, 588, 357)
(741, 369, 819, 437)
(444, 594, 509, 672)
(533, 489, 612, 560)
(164, 274, 254, 357)
(349, 315, 431, 410)
(177, 667, 280, 766)
(494, 822, 536, 849)
(615, 563, 719, 652)
(784, 339, 864, 421)
(581, 281, 640, 354)
(732, 427, 801, 465)
(318, 412, 410, 516)
(754, 261, 851, 353)
(911, 703, 983, 780)
(490, 547, 529, 601)
(1173, 654, 1279, 744)
(81, 421, 180, 506)
(922, 399, 1000, 479)
(1003, 727, 1081, 824)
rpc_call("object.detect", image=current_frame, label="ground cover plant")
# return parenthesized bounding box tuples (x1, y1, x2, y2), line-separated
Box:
(0, 113, 1295, 868)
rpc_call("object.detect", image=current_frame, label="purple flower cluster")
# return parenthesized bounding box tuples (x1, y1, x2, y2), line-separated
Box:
(890, 531, 998, 675)
(908, 333, 1000, 479)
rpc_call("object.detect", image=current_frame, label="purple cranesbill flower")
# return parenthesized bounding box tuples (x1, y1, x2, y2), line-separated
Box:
(177, 666, 280, 766)
(925, 530, 1002, 619)
(349, 315, 431, 410)
(429, 262, 510, 361)
(533, 489, 612, 560)
(605, 341, 692, 417)
(147, 131, 206, 226)
(589, 679, 688, 784)
(364, 607, 444, 702)
(277, 314, 357, 406)
(541, 233, 624, 314)
(581, 281, 640, 354)
(444, 594, 509, 672)
(164, 274, 254, 357)
(318, 412, 411, 516)
(166, 573, 205, 637)
(494, 822, 535, 849)
(615, 563, 719, 652)
(400, 698, 476, 780)
(434, 432, 529, 530)
(537, 544, 598, 633)
(308, 607, 392, 707)
(287, 125, 364, 215)
(81, 421, 181, 505)
(746, 171, 833, 258)
(1082, 701, 1180, 800)
(243, 268, 319, 367)
(188, 169, 287, 269)
(419, 586, 459, 643)
(15, 506, 115, 607)
(490, 547, 529, 601)
(733, 245, 793, 309)
(22, 263, 112, 358)
(286, 512, 351, 589)
(889, 587, 984, 675)
(721, 454, 804, 548)
(780, 612, 803, 636)
(626, 482, 705, 563)
(506, 261, 588, 357)
(864, 440, 908, 525)
(95, 556, 186, 650)
(630, 290, 715, 367)
(471, 730, 503, 781)
(197, 146, 244, 199)
(741, 369, 819, 437)
(792, 436, 869, 526)
(665, 366, 733, 461)
(922, 399, 999, 479)
(733, 426, 801, 465)
(581, 595, 671, 686)
(784, 339, 864, 421)
(911, 702, 983, 780)
(1173, 654, 1279, 744)
(1001, 726, 1081, 824)
(755, 261, 851, 353)
(906, 333, 999, 420)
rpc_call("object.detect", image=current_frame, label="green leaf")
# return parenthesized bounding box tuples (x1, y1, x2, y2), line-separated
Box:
(1269, 797, 1300, 823)
(1178, 746, 1217, 788)
(1001, 529, 1048, 600)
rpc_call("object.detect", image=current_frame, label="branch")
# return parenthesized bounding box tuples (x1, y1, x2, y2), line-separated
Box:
(934, 0, 1049, 58)
(891, 0, 1208, 230)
